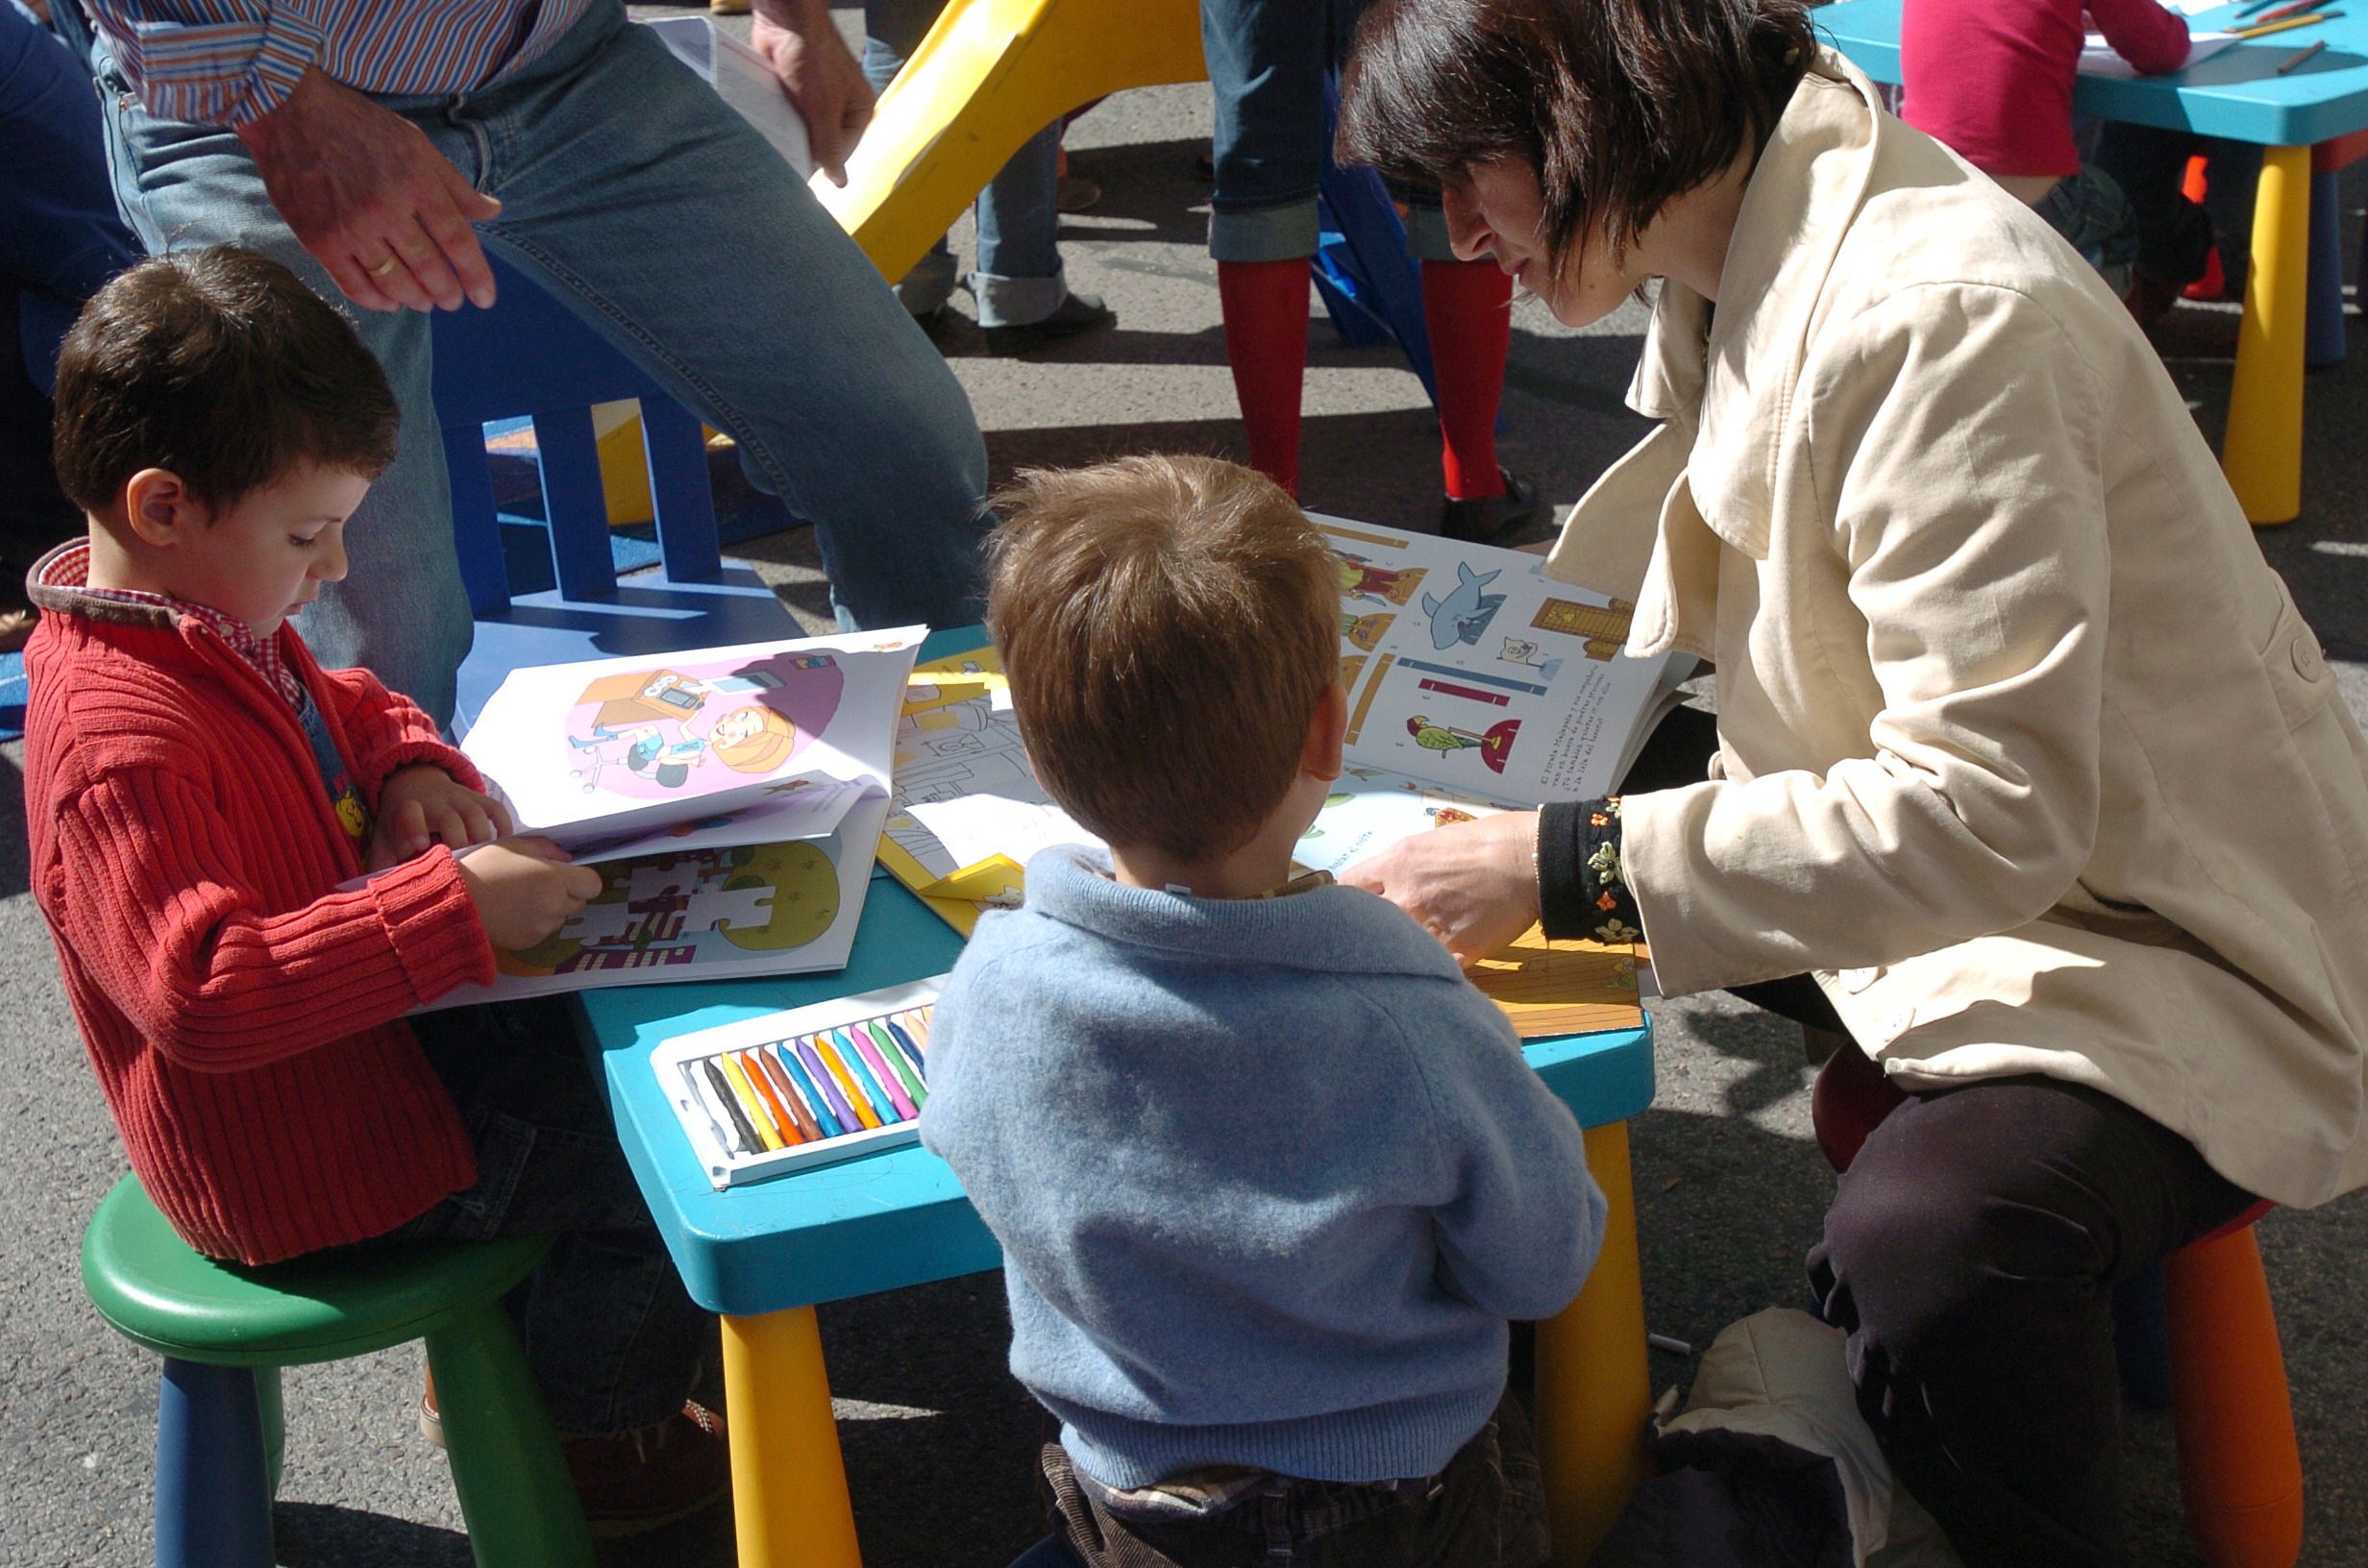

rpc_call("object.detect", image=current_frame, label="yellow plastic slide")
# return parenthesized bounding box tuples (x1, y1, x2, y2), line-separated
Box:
(812, 0, 1208, 284)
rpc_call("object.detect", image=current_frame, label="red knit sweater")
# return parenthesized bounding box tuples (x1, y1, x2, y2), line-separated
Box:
(1902, 0, 2191, 179)
(25, 556, 499, 1264)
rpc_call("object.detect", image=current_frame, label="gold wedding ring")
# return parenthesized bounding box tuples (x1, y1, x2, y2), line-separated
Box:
(366, 254, 401, 278)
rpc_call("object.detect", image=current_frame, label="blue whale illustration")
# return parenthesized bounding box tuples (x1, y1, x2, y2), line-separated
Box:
(1422, 562, 1507, 649)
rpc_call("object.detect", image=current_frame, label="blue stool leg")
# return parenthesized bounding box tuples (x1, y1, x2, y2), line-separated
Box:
(258, 1366, 285, 1499)
(2306, 169, 2347, 367)
(155, 1359, 275, 1568)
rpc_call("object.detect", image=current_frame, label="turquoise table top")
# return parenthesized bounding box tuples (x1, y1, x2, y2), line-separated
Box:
(1815, 0, 2368, 146)
(577, 628, 1656, 1317)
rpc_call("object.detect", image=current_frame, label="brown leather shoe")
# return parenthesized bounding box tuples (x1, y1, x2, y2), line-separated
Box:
(564, 1402, 731, 1538)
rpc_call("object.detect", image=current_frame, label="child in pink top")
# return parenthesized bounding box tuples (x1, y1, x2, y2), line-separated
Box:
(1903, 0, 2193, 291)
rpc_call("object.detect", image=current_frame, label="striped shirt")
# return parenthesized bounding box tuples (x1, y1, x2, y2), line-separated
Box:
(38, 541, 304, 707)
(84, 0, 601, 128)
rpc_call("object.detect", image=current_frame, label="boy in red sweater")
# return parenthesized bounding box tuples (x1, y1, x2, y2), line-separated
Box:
(1902, 0, 2194, 297)
(27, 248, 727, 1533)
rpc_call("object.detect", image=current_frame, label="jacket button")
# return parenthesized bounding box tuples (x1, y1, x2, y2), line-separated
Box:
(2293, 638, 2325, 680)
(1879, 1004, 1917, 1041)
(1839, 967, 1879, 992)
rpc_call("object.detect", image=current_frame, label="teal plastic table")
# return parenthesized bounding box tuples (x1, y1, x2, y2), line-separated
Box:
(1814, 0, 2368, 523)
(575, 629, 1658, 1567)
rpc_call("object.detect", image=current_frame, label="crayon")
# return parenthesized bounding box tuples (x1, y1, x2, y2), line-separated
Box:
(701, 1058, 763, 1155)
(740, 1049, 809, 1144)
(775, 1043, 846, 1138)
(718, 1052, 784, 1150)
(898, 1007, 933, 1054)
(684, 1062, 745, 1155)
(2278, 36, 2329, 67)
(795, 1037, 866, 1132)
(816, 1031, 885, 1130)
(753, 1047, 822, 1142)
(845, 1025, 918, 1121)
(883, 1018, 930, 1088)
(867, 1018, 929, 1106)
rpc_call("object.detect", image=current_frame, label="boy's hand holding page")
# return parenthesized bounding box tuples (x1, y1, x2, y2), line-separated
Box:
(370, 764, 515, 871)
(456, 838, 605, 951)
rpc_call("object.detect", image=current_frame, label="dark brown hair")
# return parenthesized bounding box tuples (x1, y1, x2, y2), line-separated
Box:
(52, 247, 400, 516)
(1336, 0, 1815, 282)
(986, 455, 1339, 864)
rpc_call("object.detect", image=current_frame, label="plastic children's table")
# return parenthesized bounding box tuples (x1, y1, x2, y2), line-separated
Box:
(574, 629, 1658, 1567)
(1814, 0, 2368, 524)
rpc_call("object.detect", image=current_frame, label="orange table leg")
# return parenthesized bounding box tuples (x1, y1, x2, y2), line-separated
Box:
(721, 1307, 863, 1568)
(1533, 1120, 1652, 1565)
(2164, 1225, 2304, 1568)
(2223, 144, 2311, 526)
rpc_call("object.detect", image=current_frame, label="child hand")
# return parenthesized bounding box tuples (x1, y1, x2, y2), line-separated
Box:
(372, 764, 514, 871)
(456, 838, 606, 951)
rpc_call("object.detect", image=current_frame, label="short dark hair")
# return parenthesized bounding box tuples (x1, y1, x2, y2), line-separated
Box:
(1336, 0, 1814, 282)
(985, 455, 1339, 865)
(51, 247, 400, 516)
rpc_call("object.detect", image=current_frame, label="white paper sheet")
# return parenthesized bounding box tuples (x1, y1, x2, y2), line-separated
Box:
(2080, 30, 2238, 77)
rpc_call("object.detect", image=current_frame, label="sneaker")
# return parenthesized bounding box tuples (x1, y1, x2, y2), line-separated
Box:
(1056, 174, 1103, 214)
(1440, 469, 1543, 546)
(981, 290, 1116, 356)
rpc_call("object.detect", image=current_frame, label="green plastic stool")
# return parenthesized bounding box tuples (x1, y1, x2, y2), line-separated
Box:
(80, 1174, 593, 1568)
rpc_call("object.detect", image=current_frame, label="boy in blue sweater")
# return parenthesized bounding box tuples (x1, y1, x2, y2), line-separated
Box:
(920, 454, 1606, 1567)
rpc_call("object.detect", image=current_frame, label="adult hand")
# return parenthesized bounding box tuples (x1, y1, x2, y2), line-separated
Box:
(751, 0, 876, 185)
(234, 67, 502, 312)
(456, 838, 605, 951)
(1340, 811, 1544, 968)
(369, 764, 515, 871)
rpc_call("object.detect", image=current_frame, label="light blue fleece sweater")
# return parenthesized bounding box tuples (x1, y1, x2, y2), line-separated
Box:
(919, 847, 1606, 1489)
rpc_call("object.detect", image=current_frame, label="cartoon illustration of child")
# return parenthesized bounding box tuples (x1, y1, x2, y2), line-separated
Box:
(1335, 551, 1424, 606)
(709, 704, 799, 774)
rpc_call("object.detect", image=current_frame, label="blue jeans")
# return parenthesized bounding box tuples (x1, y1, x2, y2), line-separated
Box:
(862, 0, 1066, 327)
(1199, 0, 1451, 262)
(389, 998, 715, 1438)
(2031, 166, 2140, 294)
(65, 1, 988, 725)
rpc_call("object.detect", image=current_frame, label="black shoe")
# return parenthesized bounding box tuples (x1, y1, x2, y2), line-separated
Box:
(1441, 469, 1543, 545)
(981, 291, 1116, 356)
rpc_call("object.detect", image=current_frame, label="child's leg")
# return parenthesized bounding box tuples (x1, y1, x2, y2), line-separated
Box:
(1216, 259, 1313, 497)
(1418, 257, 1515, 502)
(401, 1000, 713, 1439)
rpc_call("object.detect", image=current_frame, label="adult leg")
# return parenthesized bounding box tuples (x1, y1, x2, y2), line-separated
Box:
(860, 0, 959, 318)
(80, 47, 474, 725)
(435, 9, 989, 631)
(1809, 1076, 2254, 1566)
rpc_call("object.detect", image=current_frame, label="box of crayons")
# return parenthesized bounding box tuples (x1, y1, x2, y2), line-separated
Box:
(653, 977, 944, 1189)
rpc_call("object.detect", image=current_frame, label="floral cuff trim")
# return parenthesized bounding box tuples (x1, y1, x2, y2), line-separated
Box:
(1538, 796, 1642, 945)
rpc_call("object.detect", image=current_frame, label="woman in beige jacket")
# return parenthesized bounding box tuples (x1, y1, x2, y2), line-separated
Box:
(1336, 0, 2368, 1561)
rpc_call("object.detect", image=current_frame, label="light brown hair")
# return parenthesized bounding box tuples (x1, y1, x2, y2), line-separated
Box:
(52, 247, 399, 516)
(1335, 0, 1815, 283)
(986, 455, 1338, 864)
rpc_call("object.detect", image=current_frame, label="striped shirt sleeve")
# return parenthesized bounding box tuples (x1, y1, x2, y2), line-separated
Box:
(88, 2, 329, 127)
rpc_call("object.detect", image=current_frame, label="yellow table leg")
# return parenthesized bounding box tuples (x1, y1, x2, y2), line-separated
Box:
(721, 1307, 863, 1568)
(2223, 144, 2312, 526)
(1534, 1120, 1653, 1565)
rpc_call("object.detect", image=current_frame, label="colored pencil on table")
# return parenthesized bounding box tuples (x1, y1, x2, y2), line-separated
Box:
(2278, 36, 2330, 67)
(2232, 12, 2340, 39)
(2237, 0, 2289, 13)
(2252, 0, 2317, 20)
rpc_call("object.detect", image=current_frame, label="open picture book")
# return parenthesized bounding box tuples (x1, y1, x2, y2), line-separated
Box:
(877, 521, 1688, 1030)
(412, 627, 924, 1009)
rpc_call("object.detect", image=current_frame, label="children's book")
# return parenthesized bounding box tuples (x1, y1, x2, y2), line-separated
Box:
(876, 523, 1683, 1030)
(415, 629, 921, 1009)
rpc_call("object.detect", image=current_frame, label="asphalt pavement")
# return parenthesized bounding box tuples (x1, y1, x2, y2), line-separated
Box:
(3, 6, 2363, 1564)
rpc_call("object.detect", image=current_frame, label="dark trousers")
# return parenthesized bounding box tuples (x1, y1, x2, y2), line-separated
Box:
(1042, 1392, 1549, 1568)
(388, 1000, 716, 1438)
(1617, 708, 2257, 1565)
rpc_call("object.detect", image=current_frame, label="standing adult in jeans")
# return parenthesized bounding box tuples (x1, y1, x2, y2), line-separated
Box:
(861, 0, 1115, 355)
(56, 0, 990, 727)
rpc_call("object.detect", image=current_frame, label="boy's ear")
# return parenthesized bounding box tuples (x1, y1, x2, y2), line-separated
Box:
(120, 468, 201, 549)
(1303, 681, 1348, 783)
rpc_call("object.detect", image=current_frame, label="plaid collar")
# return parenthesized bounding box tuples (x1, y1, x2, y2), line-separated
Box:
(35, 541, 305, 708)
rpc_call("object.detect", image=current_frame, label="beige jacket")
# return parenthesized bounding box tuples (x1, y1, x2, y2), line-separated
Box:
(1547, 54, 2368, 1209)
